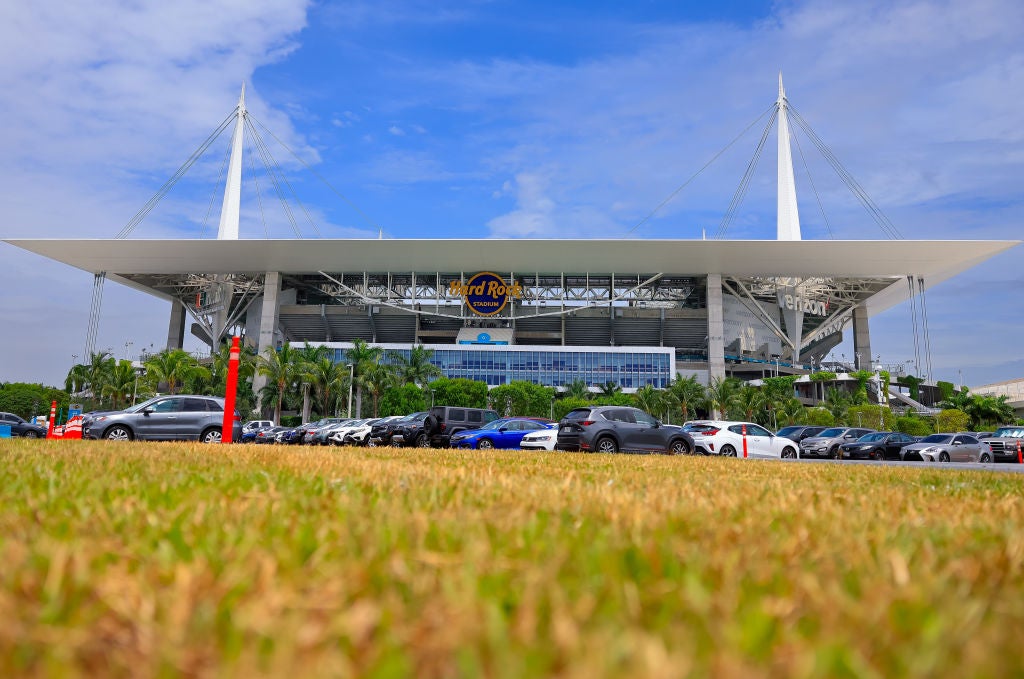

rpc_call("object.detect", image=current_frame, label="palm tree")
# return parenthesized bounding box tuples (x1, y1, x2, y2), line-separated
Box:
(735, 385, 766, 422)
(144, 349, 200, 395)
(210, 340, 257, 394)
(666, 375, 706, 423)
(256, 342, 301, 424)
(65, 351, 115, 405)
(390, 344, 442, 387)
(599, 381, 622, 397)
(346, 339, 384, 418)
(561, 379, 590, 401)
(302, 356, 349, 418)
(293, 343, 331, 422)
(824, 387, 850, 423)
(360, 362, 397, 417)
(633, 386, 666, 419)
(705, 377, 741, 419)
(776, 398, 807, 427)
(102, 360, 139, 411)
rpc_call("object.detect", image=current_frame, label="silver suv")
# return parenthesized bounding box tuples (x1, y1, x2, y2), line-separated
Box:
(83, 395, 242, 443)
(799, 427, 876, 459)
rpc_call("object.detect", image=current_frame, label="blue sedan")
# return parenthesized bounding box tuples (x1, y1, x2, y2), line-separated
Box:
(450, 417, 556, 450)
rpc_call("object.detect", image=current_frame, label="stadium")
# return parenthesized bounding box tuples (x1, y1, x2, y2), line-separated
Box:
(5, 80, 1018, 406)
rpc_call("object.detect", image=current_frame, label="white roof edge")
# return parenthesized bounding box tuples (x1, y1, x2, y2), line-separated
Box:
(4, 238, 1018, 281)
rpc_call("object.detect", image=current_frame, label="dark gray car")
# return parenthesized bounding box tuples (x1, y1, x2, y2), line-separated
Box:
(555, 406, 693, 454)
(799, 427, 876, 459)
(83, 395, 242, 443)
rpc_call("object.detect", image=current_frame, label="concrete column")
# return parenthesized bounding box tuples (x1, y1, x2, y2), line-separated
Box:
(706, 274, 726, 382)
(166, 299, 186, 350)
(252, 272, 281, 397)
(852, 305, 873, 371)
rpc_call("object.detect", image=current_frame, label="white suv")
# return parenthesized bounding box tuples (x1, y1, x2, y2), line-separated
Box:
(688, 420, 799, 459)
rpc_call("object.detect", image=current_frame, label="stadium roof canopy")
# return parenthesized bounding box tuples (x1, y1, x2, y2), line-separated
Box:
(5, 237, 1018, 315)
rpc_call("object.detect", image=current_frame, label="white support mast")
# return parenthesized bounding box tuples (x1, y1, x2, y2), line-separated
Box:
(217, 84, 246, 241)
(776, 73, 802, 242)
(776, 73, 804, 361)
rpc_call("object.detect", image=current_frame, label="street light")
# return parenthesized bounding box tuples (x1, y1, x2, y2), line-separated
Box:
(132, 364, 146, 406)
(346, 363, 354, 418)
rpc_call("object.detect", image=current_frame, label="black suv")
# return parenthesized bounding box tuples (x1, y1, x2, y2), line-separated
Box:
(0, 412, 48, 438)
(368, 413, 425, 447)
(427, 406, 500, 447)
(390, 412, 433, 447)
(555, 406, 694, 454)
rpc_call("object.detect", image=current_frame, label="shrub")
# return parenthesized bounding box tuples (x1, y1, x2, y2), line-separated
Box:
(845, 405, 895, 430)
(936, 408, 970, 433)
(895, 416, 933, 437)
(804, 407, 834, 426)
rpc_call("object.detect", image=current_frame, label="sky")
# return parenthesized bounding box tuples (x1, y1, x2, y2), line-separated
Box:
(0, 0, 1021, 390)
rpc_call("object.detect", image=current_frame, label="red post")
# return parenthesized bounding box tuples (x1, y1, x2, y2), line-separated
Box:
(46, 401, 57, 439)
(221, 336, 241, 444)
(1017, 439, 1022, 464)
(741, 423, 748, 458)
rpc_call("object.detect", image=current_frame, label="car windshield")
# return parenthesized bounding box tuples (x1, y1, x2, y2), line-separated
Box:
(919, 434, 953, 444)
(776, 426, 801, 436)
(858, 433, 888, 442)
(478, 419, 512, 430)
(993, 427, 1024, 437)
(818, 428, 846, 437)
(124, 396, 163, 413)
(563, 409, 593, 421)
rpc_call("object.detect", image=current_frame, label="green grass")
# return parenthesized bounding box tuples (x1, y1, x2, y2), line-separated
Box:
(1, 440, 1022, 678)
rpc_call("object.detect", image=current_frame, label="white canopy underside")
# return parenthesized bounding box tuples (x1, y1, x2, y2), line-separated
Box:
(5, 238, 1019, 315)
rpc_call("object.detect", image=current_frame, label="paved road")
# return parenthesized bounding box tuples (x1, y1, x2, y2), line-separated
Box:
(794, 457, 1024, 473)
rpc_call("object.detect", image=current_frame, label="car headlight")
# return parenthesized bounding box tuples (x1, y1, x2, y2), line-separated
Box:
(532, 434, 553, 441)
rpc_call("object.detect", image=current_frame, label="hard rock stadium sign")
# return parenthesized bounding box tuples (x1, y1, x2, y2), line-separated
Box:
(448, 272, 523, 316)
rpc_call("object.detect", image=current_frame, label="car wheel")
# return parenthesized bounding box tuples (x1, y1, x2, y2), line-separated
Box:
(478, 438, 494, 450)
(939, 452, 950, 463)
(201, 428, 222, 444)
(24, 430, 40, 439)
(781, 446, 797, 459)
(105, 426, 133, 441)
(416, 433, 430, 448)
(980, 452, 992, 463)
(667, 439, 690, 455)
(595, 436, 618, 453)
(720, 444, 737, 457)
(827, 446, 839, 459)
(873, 449, 885, 461)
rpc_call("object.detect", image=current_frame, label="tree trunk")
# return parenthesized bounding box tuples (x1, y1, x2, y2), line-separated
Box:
(302, 383, 311, 424)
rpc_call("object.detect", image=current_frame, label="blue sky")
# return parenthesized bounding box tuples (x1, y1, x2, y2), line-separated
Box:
(0, 0, 1021, 389)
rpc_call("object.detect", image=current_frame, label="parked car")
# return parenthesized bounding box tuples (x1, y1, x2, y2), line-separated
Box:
(900, 433, 993, 463)
(798, 427, 876, 459)
(390, 412, 432, 447)
(450, 417, 556, 450)
(325, 418, 372, 446)
(688, 420, 799, 458)
(775, 425, 828, 443)
(0, 412, 48, 438)
(427, 406, 500, 447)
(980, 426, 1024, 462)
(303, 418, 350, 445)
(254, 426, 289, 444)
(555, 406, 694, 454)
(243, 419, 274, 433)
(82, 395, 242, 443)
(839, 431, 917, 461)
(341, 418, 386, 446)
(519, 423, 560, 451)
(368, 414, 415, 446)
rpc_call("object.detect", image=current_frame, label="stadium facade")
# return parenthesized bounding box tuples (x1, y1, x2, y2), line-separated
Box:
(4, 79, 1019, 396)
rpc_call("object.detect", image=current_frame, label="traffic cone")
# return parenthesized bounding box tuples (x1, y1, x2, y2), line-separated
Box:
(1017, 439, 1022, 464)
(45, 401, 57, 439)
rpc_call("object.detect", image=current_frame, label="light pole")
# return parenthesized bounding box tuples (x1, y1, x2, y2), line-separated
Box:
(429, 388, 435, 408)
(346, 363, 354, 418)
(132, 365, 145, 406)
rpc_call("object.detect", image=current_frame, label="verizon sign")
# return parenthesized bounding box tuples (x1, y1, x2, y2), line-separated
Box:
(777, 292, 828, 317)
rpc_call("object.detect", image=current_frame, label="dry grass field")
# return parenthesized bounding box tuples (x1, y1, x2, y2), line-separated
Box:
(1, 440, 1022, 678)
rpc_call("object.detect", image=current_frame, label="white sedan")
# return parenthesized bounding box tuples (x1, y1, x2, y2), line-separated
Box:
(519, 423, 559, 451)
(688, 420, 799, 459)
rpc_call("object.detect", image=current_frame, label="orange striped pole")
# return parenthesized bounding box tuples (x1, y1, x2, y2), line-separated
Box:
(741, 423, 748, 458)
(45, 401, 57, 439)
(221, 336, 241, 444)
(1017, 439, 1022, 464)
